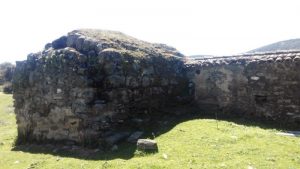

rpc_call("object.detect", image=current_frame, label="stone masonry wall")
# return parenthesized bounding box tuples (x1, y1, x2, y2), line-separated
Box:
(13, 29, 300, 147)
(187, 51, 300, 126)
(13, 30, 189, 146)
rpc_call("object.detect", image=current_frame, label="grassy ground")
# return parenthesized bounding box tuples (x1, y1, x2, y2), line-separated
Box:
(0, 92, 300, 169)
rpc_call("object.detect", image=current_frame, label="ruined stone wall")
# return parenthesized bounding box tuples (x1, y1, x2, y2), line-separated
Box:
(187, 51, 300, 126)
(13, 30, 188, 146)
(13, 29, 300, 146)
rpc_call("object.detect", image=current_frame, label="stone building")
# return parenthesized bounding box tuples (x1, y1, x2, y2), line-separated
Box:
(13, 29, 300, 147)
(13, 29, 189, 146)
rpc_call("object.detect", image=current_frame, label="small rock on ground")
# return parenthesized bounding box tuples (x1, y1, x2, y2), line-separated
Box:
(137, 139, 158, 150)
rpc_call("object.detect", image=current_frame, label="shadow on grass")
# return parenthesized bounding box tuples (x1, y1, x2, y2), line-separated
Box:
(11, 105, 298, 160)
(12, 142, 137, 160)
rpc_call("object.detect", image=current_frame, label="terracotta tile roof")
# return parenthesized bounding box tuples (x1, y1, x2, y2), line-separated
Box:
(186, 50, 300, 66)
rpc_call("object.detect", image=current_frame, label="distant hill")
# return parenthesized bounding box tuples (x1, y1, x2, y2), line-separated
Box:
(248, 38, 300, 53)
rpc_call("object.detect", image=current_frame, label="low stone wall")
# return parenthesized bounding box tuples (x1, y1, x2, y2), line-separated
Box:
(13, 29, 189, 146)
(187, 51, 300, 125)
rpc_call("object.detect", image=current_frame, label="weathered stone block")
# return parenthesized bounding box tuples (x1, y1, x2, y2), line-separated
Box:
(137, 139, 158, 150)
(65, 117, 81, 129)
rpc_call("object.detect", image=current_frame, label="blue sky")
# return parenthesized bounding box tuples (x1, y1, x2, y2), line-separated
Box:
(1, 0, 300, 63)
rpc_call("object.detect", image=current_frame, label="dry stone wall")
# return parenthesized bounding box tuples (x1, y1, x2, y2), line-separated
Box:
(13, 29, 189, 146)
(187, 51, 300, 126)
(13, 29, 300, 147)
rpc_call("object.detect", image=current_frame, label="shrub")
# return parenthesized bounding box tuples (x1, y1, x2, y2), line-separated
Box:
(0, 62, 15, 84)
(3, 82, 13, 94)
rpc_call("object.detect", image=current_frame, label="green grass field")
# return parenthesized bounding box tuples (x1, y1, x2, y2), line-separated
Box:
(0, 91, 300, 169)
